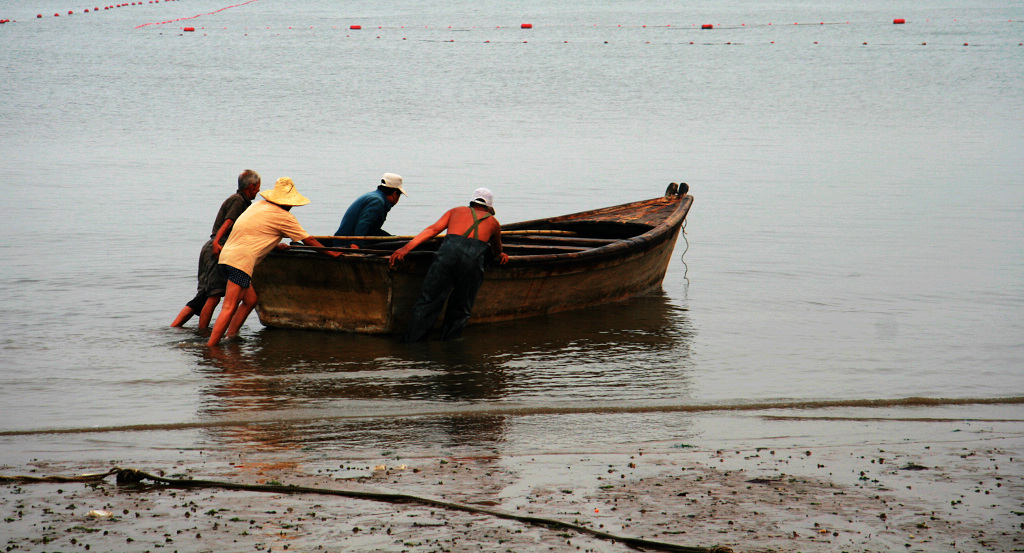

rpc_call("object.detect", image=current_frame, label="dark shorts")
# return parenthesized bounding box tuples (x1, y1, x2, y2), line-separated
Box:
(219, 264, 252, 289)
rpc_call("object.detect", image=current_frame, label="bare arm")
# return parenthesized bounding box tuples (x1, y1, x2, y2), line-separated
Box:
(210, 219, 234, 256)
(389, 210, 454, 267)
(488, 221, 509, 265)
(302, 236, 343, 258)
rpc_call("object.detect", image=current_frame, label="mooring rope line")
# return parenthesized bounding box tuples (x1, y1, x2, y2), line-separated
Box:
(0, 467, 733, 553)
(134, 0, 259, 28)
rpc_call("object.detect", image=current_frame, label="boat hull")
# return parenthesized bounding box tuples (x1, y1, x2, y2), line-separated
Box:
(253, 192, 692, 334)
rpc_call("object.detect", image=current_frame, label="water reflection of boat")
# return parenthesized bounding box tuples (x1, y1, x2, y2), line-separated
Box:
(198, 291, 690, 403)
(192, 292, 693, 451)
(252, 184, 693, 334)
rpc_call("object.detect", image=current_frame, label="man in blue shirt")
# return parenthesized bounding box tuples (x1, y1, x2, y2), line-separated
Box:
(332, 173, 407, 248)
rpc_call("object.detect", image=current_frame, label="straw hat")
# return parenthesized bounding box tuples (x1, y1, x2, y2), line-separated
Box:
(381, 173, 408, 196)
(261, 177, 310, 206)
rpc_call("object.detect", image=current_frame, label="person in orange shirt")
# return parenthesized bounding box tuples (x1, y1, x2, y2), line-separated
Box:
(389, 188, 509, 342)
(208, 177, 341, 347)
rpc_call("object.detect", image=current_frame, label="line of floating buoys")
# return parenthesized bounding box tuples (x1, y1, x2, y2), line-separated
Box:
(17, 0, 177, 21)
(154, 25, 1022, 48)
(228, 18, 988, 32)
(6, 13, 1016, 26)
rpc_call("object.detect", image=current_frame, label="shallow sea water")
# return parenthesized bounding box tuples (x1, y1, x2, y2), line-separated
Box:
(1, 0, 1023, 464)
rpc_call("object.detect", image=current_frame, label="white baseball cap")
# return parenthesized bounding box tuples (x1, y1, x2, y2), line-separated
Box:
(470, 188, 493, 208)
(381, 173, 407, 195)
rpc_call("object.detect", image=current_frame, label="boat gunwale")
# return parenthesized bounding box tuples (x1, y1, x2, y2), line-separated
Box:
(500, 194, 691, 264)
(282, 193, 692, 268)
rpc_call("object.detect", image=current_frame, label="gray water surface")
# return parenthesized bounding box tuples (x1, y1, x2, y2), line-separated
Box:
(1, 0, 1022, 461)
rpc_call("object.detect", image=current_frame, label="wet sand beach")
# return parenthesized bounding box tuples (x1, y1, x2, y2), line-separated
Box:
(4, 412, 1021, 553)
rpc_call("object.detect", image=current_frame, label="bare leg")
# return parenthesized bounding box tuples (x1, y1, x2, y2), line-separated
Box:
(225, 286, 258, 338)
(170, 306, 195, 327)
(197, 296, 221, 330)
(208, 283, 243, 347)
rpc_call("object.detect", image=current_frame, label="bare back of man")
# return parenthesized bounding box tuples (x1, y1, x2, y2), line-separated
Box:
(445, 206, 500, 241)
(389, 205, 508, 266)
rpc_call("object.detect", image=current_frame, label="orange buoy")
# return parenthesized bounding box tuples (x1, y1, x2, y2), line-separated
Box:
(893, 18, 906, 24)
(521, 23, 532, 29)
(37, 14, 43, 18)
(350, 24, 361, 29)
(183, 26, 195, 31)
(701, 24, 713, 29)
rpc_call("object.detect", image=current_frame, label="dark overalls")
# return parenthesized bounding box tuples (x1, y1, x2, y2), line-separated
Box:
(402, 210, 493, 342)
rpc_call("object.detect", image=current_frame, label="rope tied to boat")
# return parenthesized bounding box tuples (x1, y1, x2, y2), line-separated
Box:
(1, 466, 733, 553)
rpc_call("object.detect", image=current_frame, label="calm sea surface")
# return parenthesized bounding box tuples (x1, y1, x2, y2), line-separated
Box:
(1, 0, 1022, 465)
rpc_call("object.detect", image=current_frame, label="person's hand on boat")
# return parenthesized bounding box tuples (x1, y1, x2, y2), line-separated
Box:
(297, 237, 342, 258)
(497, 252, 509, 265)
(389, 247, 409, 268)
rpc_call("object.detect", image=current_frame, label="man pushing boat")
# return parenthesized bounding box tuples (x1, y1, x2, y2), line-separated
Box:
(389, 188, 510, 342)
(208, 177, 341, 347)
(329, 172, 407, 248)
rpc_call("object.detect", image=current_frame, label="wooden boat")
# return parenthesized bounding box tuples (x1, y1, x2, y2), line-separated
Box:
(252, 183, 693, 334)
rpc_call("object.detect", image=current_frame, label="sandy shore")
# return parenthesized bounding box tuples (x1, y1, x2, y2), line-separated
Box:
(3, 416, 1023, 553)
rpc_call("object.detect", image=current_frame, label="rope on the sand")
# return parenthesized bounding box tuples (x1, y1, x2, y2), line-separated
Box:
(0, 468, 118, 483)
(1, 467, 733, 553)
